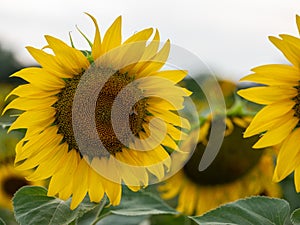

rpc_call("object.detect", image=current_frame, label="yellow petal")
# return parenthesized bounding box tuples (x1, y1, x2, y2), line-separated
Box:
(102, 176, 122, 206)
(88, 169, 105, 202)
(10, 67, 65, 90)
(147, 163, 165, 181)
(294, 165, 300, 192)
(15, 126, 62, 163)
(85, 13, 102, 61)
(141, 29, 160, 61)
(269, 36, 300, 68)
(2, 97, 57, 115)
(146, 97, 178, 111)
(27, 144, 68, 181)
(70, 159, 89, 210)
(45, 35, 89, 74)
(124, 28, 153, 44)
(280, 34, 300, 61)
(244, 100, 295, 137)
(297, 15, 300, 35)
(140, 76, 190, 97)
(48, 150, 79, 197)
(253, 114, 298, 148)
(273, 128, 300, 182)
(129, 29, 160, 74)
(237, 86, 297, 105)
(148, 70, 188, 84)
(150, 95, 185, 110)
(167, 123, 187, 140)
(115, 41, 147, 72)
(26, 46, 72, 78)
(137, 40, 170, 77)
(6, 84, 60, 100)
(161, 134, 178, 150)
(148, 108, 190, 129)
(176, 183, 193, 214)
(8, 108, 56, 132)
(142, 122, 177, 150)
(241, 64, 300, 85)
(159, 179, 181, 199)
(101, 16, 122, 55)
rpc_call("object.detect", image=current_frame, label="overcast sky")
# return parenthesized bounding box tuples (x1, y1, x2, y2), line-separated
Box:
(0, 0, 299, 81)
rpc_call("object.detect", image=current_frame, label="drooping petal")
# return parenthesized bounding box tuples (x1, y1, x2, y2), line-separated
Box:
(84, 13, 102, 61)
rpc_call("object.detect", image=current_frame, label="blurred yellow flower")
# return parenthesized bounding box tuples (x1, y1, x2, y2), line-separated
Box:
(0, 162, 43, 210)
(159, 116, 281, 215)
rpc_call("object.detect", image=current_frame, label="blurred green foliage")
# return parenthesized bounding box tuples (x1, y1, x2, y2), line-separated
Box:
(0, 44, 23, 85)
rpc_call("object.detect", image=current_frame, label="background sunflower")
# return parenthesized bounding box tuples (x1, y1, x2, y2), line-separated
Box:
(159, 80, 281, 215)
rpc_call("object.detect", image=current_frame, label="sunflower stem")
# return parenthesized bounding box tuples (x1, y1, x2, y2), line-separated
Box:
(91, 196, 107, 225)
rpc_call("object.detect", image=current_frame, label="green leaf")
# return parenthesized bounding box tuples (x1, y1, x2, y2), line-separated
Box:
(291, 208, 300, 225)
(150, 214, 193, 225)
(13, 186, 98, 225)
(95, 215, 147, 225)
(190, 196, 290, 225)
(108, 188, 178, 216)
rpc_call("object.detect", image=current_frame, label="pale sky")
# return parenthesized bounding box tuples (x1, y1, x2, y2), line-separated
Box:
(0, 0, 299, 80)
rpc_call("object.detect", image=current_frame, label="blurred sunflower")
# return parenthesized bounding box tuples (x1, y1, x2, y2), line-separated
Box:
(159, 81, 281, 215)
(2, 14, 190, 209)
(238, 15, 300, 188)
(0, 162, 43, 210)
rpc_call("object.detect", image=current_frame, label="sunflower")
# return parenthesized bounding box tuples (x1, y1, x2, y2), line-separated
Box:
(238, 15, 300, 188)
(159, 116, 281, 215)
(0, 161, 43, 210)
(2, 14, 191, 209)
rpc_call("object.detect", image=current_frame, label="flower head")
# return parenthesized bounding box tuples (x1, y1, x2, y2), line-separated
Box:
(159, 81, 281, 215)
(159, 116, 281, 216)
(238, 15, 300, 189)
(3, 14, 191, 209)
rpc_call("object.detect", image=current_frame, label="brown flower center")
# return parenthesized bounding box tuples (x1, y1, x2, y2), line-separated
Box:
(53, 65, 148, 156)
(3, 176, 29, 197)
(183, 118, 263, 185)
